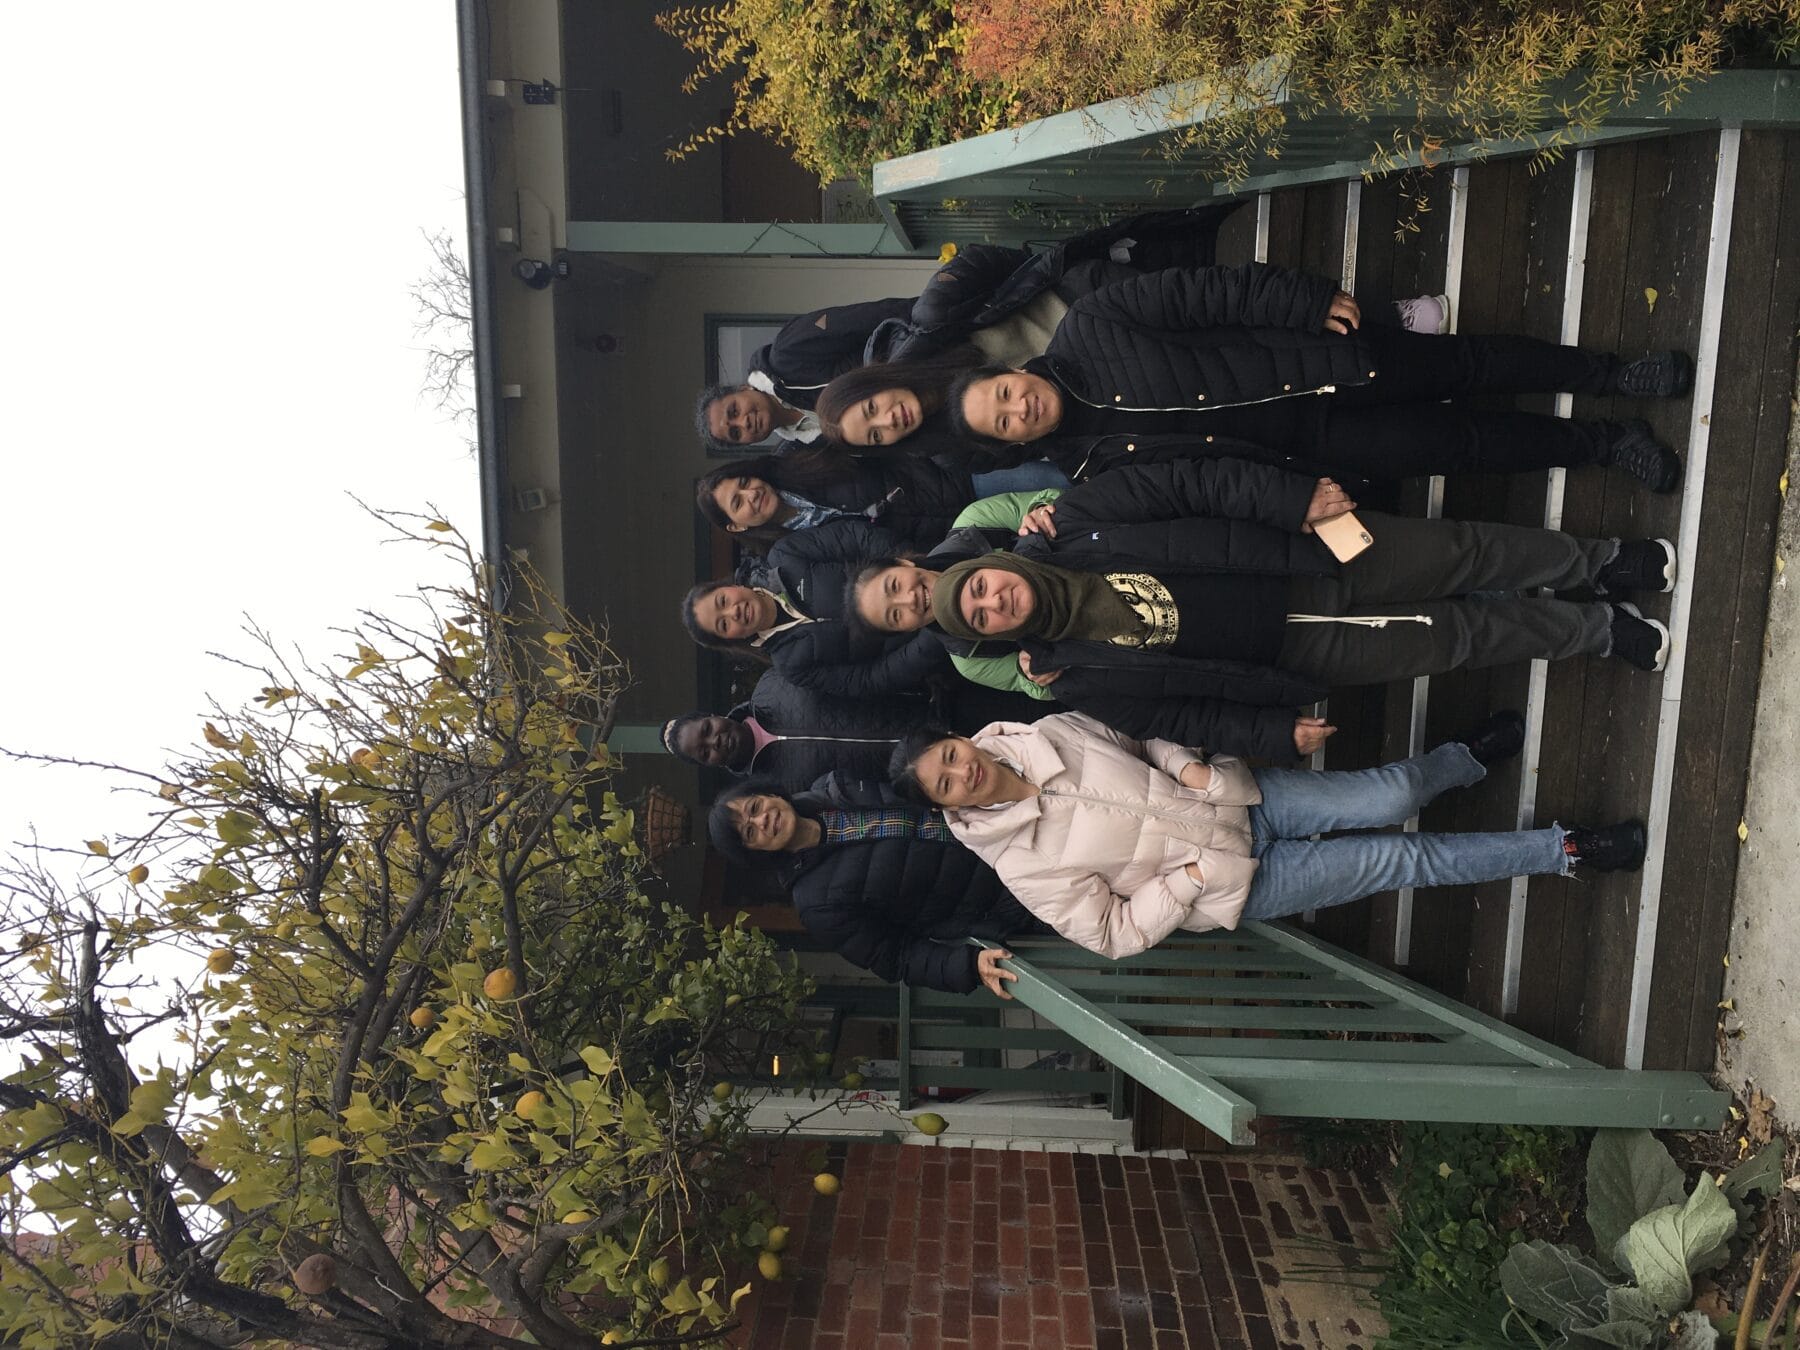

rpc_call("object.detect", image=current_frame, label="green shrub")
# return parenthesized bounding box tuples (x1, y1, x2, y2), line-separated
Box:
(956, 0, 1800, 183)
(656, 0, 1014, 184)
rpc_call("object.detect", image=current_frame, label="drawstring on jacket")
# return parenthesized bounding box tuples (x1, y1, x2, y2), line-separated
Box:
(1285, 612, 1434, 629)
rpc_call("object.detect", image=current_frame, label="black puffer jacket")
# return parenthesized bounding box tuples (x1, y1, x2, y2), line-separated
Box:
(758, 519, 952, 702)
(1041, 428, 1368, 499)
(802, 457, 979, 548)
(1047, 264, 1377, 413)
(926, 458, 1339, 760)
(748, 297, 915, 410)
(873, 203, 1245, 364)
(726, 671, 932, 796)
(787, 790, 1041, 993)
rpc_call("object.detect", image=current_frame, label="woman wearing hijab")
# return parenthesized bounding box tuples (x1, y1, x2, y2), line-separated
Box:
(845, 458, 1677, 760)
(890, 711, 1646, 961)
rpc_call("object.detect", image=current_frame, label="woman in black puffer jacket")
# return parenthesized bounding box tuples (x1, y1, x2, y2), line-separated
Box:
(695, 450, 977, 554)
(708, 780, 1047, 996)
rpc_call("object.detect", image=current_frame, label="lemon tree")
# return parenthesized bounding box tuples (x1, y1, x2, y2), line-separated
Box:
(0, 518, 810, 1350)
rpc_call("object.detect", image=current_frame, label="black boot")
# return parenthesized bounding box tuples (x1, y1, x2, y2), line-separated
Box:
(1445, 710, 1526, 768)
(1611, 350, 1694, 398)
(1563, 821, 1648, 873)
(1598, 420, 1681, 493)
(1610, 603, 1671, 673)
(1597, 539, 1677, 595)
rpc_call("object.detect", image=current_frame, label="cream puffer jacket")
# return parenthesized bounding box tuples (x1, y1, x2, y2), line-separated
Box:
(942, 713, 1263, 959)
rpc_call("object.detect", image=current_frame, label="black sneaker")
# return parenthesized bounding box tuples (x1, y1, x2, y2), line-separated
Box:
(1563, 820, 1648, 873)
(1599, 421, 1681, 493)
(1612, 351, 1694, 398)
(1445, 710, 1526, 768)
(1610, 602, 1671, 672)
(1597, 539, 1677, 595)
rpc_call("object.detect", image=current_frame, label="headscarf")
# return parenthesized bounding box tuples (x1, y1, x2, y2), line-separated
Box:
(929, 552, 1138, 644)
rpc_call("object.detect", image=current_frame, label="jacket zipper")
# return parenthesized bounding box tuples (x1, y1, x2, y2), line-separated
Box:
(1066, 382, 1345, 416)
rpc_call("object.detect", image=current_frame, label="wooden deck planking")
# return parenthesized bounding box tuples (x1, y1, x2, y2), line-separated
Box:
(1646, 130, 1800, 1069)
(1442, 155, 1582, 1016)
(1540, 133, 1715, 1063)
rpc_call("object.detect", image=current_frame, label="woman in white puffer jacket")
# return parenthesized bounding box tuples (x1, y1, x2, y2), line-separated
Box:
(891, 710, 1644, 960)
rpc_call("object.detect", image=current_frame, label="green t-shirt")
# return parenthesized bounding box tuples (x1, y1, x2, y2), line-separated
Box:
(944, 489, 1069, 699)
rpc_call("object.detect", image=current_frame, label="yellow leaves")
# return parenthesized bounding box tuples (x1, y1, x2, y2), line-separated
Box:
(340, 1092, 393, 1134)
(426, 519, 454, 532)
(1737, 820, 1750, 842)
(542, 631, 573, 647)
(579, 1045, 616, 1076)
(1780, 470, 1789, 498)
(157, 782, 182, 801)
(346, 645, 386, 680)
(85, 839, 109, 857)
(259, 686, 298, 707)
(468, 1137, 521, 1171)
(126, 864, 149, 885)
(203, 721, 234, 750)
(216, 811, 259, 847)
(1643, 286, 1659, 314)
(304, 1135, 349, 1156)
(937, 241, 959, 263)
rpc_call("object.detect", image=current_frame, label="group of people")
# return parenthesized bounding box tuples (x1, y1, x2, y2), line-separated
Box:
(661, 204, 1689, 1000)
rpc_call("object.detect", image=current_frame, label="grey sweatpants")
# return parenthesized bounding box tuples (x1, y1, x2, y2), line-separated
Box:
(1276, 511, 1615, 686)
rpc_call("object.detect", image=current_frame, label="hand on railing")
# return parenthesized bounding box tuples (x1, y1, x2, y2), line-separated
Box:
(977, 947, 1017, 1000)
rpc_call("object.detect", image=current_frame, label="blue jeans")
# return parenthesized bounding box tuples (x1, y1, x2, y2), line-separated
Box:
(969, 461, 1072, 495)
(1239, 743, 1569, 921)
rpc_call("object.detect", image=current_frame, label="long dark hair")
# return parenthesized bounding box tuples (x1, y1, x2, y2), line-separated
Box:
(945, 364, 1016, 451)
(816, 349, 986, 447)
(706, 779, 816, 870)
(693, 452, 863, 553)
(679, 578, 774, 663)
(889, 724, 956, 806)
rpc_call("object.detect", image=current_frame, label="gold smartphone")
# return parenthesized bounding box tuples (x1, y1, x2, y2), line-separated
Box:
(1313, 510, 1374, 563)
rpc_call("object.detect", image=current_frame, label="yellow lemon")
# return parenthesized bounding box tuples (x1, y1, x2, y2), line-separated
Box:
(712, 1081, 733, 1102)
(206, 948, 237, 975)
(840, 1072, 865, 1090)
(911, 1112, 948, 1137)
(409, 1007, 437, 1030)
(757, 1251, 783, 1280)
(482, 966, 518, 1000)
(765, 1225, 790, 1253)
(648, 1256, 672, 1288)
(515, 1090, 547, 1121)
(812, 1173, 841, 1197)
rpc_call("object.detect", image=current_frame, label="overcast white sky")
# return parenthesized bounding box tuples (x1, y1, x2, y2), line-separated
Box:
(0, 6, 481, 852)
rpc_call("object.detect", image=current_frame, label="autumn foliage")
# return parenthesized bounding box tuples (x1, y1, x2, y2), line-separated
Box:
(0, 516, 811, 1349)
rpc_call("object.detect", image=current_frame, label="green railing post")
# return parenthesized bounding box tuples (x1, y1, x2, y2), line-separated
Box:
(974, 940, 1259, 1144)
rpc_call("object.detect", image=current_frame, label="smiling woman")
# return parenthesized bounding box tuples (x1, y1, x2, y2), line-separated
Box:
(890, 711, 1649, 962)
(704, 777, 1044, 996)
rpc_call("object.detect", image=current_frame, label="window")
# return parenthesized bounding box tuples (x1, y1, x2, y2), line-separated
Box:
(703, 314, 793, 456)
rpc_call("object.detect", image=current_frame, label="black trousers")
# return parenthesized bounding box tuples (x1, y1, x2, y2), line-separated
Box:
(1318, 326, 1618, 478)
(1173, 327, 1620, 480)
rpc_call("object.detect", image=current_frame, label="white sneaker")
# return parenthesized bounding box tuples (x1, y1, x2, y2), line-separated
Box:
(1394, 293, 1451, 335)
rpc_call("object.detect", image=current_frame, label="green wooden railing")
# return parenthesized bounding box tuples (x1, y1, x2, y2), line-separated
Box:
(930, 927, 1728, 1145)
(801, 977, 1129, 1117)
(872, 66, 1800, 249)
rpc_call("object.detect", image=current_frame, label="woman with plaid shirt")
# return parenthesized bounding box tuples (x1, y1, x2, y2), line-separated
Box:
(707, 779, 1046, 997)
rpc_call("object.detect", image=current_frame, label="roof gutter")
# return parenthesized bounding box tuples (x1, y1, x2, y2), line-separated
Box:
(455, 0, 509, 580)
